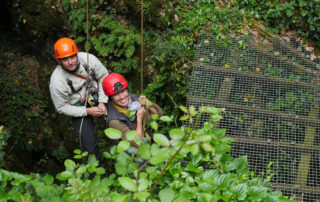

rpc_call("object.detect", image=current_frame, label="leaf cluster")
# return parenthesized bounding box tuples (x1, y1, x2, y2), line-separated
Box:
(0, 106, 293, 201)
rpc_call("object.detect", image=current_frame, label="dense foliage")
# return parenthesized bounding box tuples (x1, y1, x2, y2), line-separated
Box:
(0, 106, 293, 201)
(238, 0, 320, 42)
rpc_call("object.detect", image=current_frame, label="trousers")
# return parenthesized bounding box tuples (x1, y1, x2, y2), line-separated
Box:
(72, 116, 101, 162)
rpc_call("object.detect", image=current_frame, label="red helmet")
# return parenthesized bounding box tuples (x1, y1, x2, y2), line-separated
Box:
(102, 73, 128, 96)
(54, 37, 78, 59)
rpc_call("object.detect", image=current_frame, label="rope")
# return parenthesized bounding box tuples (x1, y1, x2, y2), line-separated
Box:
(140, 0, 144, 93)
(78, 0, 90, 157)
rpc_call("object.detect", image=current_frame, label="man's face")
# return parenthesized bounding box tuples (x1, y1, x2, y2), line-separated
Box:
(59, 54, 78, 72)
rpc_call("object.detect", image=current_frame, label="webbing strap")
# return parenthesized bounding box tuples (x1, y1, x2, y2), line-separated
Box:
(70, 73, 86, 80)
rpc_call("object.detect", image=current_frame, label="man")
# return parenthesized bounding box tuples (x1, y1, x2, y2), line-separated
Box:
(49, 37, 109, 162)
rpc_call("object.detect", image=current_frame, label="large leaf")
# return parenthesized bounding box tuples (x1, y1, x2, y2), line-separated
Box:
(117, 140, 130, 153)
(104, 128, 122, 139)
(126, 131, 137, 141)
(160, 115, 173, 122)
(150, 148, 170, 165)
(226, 156, 248, 174)
(43, 174, 54, 185)
(169, 128, 185, 140)
(190, 144, 199, 155)
(118, 177, 137, 192)
(138, 179, 149, 192)
(230, 183, 247, 201)
(138, 143, 151, 160)
(64, 159, 76, 171)
(154, 133, 170, 147)
(159, 188, 176, 202)
(134, 191, 150, 201)
(179, 106, 188, 113)
(214, 174, 230, 190)
(202, 169, 219, 181)
(111, 194, 129, 202)
(247, 186, 268, 200)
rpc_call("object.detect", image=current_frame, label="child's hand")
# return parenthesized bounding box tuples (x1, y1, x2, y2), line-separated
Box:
(139, 95, 147, 105)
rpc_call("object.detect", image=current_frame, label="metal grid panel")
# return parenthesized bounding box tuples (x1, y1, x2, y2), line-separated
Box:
(187, 35, 320, 201)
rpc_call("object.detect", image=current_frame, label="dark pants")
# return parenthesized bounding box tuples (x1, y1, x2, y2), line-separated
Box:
(72, 116, 101, 162)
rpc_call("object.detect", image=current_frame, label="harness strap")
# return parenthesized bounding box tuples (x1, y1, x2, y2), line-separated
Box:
(70, 72, 86, 80)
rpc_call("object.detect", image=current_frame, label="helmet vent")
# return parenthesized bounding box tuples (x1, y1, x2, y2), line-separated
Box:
(113, 82, 123, 92)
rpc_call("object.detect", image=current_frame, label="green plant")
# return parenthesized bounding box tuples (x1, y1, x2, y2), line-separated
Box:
(0, 126, 9, 168)
(60, 0, 141, 75)
(0, 105, 293, 201)
(238, 0, 320, 41)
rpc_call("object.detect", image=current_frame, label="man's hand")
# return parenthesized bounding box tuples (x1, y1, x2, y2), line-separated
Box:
(98, 102, 107, 115)
(86, 105, 105, 117)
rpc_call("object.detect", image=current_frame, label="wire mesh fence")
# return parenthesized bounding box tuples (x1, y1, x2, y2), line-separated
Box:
(186, 35, 320, 201)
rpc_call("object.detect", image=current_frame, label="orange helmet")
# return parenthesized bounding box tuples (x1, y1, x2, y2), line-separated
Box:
(54, 37, 78, 59)
(102, 73, 128, 96)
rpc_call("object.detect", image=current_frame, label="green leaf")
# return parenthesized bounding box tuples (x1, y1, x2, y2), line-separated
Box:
(59, 171, 73, 179)
(150, 148, 170, 165)
(73, 149, 81, 154)
(214, 174, 231, 190)
(43, 174, 53, 185)
(205, 106, 220, 114)
(179, 115, 189, 121)
(173, 195, 190, 202)
(159, 188, 176, 202)
(96, 167, 106, 175)
(115, 162, 127, 175)
(202, 169, 219, 181)
(104, 128, 122, 139)
(76, 166, 87, 176)
(160, 115, 172, 122)
(150, 121, 158, 131)
(150, 143, 160, 156)
(169, 128, 185, 140)
(151, 114, 159, 120)
(73, 154, 82, 159)
(118, 177, 137, 192)
(201, 143, 214, 152)
(247, 186, 268, 200)
(285, 9, 294, 17)
(64, 159, 76, 171)
(154, 133, 170, 147)
(226, 156, 248, 174)
(138, 143, 151, 160)
(179, 106, 188, 113)
(301, 9, 308, 17)
(189, 106, 197, 116)
(230, 183, 247, 200)
(190, 144, 199, 155)
(134, 192, 150, 201)
(11, 173, 32, 185)
(215, 143, 231, 154)
(117, 140, 130, 153)
(138, 179, 149, 192)
(103, 152, 111, 159)
(126, 131, 137, 141)
(111, 194, 129, 202)
(199, 135, 212, 142)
